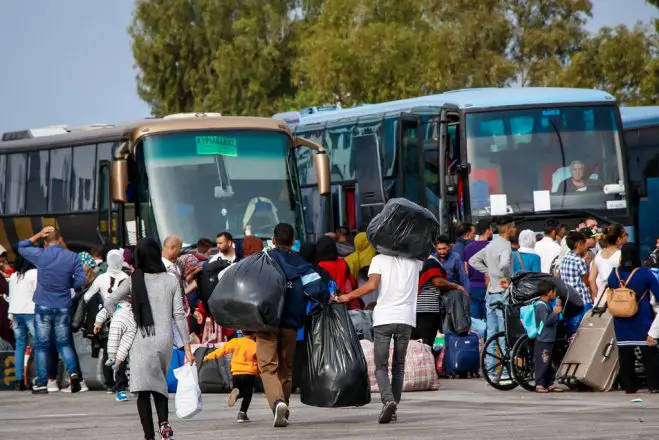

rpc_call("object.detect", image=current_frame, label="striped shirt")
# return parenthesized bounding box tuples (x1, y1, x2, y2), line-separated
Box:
(417, 280, 443, 313)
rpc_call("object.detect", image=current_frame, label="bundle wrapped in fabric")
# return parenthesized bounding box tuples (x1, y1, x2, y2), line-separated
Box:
(367, 198, 440, 260)
(208, 252, 287, 332)
(509, 272, 584, 320)
(442, 290, 472, 336)
(301, 304, 371, 408)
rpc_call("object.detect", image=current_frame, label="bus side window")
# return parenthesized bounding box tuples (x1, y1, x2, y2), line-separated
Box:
(26, 150, 49, 214)
(6, 153, 27, 215)
(49, 148, 72, 212)
(0, 154, 6, 215)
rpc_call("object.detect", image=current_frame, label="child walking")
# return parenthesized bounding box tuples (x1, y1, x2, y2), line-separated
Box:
(203, 331, 258, 423)
(534, 280, 563, 393)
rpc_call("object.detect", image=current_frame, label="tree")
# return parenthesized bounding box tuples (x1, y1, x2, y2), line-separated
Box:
(130, 0, 299, 116)
(292, 0, 514, 108)
(557, 24, 659, 105)
(506, 0, 593, 86)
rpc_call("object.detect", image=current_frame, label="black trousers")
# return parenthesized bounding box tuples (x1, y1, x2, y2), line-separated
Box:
(619, 346, 659, 393)
(137, 391, 168, 439)
(233, 374, 256, 413)
(534, 341, 555, 389)
(412, 313, 442, 347)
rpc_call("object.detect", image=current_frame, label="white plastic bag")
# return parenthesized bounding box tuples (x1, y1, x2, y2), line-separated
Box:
(174, 364, 203, 419)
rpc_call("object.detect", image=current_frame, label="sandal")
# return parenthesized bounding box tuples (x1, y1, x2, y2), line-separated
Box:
(535, 386, 549, 393)
(548, 386, 563, 393)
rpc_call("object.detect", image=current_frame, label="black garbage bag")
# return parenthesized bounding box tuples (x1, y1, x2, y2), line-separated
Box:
(367, 198, 440, 260)
(510, 272, 584, 320)
(208, 252, 287, 332)
(442, 290, 472, 336)
(301, 303, 371, 408)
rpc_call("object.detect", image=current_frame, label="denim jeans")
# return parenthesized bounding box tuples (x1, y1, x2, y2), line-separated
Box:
(470, 287, 487, 320)
(373, 323, 412, 404)
(485, 293, 508, 379)
(12, 314, 35, 381)
(34, 305, 79, 386)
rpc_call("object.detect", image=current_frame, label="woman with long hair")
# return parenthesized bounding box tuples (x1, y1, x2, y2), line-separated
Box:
(607, 243, 659, 393)
(7, 254, 37, 391)
(95, 238, 191, 439)
(589, 224, 627, 303)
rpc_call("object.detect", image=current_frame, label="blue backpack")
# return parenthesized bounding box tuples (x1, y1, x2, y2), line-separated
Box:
(520, 301, 549, 339)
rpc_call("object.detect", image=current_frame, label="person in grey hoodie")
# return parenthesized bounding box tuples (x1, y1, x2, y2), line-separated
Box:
(468, 215, 516, 382)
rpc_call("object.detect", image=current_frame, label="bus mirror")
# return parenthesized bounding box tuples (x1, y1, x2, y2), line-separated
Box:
(313, 151, 330, 195)
(295, 137, 331, 196)
(111, 159, 129, 203)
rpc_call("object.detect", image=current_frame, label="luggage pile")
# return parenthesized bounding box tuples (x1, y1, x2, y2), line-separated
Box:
(360, 340, 439, 392)
(367, 198, 440, 260)
(509, 272, 584, 320)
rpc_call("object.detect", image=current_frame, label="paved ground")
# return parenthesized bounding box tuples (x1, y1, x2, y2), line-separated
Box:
(1, 380, 658, 439)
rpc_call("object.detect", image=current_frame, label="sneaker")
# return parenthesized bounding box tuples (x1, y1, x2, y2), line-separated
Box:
(391, 412, 398, 422)
(116, 391, 129, 402)
(273, 401, 289, 428)
(15, 380, 27, 391)
(236, 411, 250, 423)
(378, 401, 397, 424)
(68, 373, 81, 393)
(159, 421, 174, 439)
(79, 381, 89, 393)
(32, 385, 48, 394)
(46, 379, 60, 393)
(106, 387, 114, 394)
(227, 388, 240, 408)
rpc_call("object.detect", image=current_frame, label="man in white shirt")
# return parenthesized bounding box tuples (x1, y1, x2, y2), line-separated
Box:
(337, 253, 422, 424)
(535, 220, 561, 274)
(209, 232, 237, 264)
(161, 235, 183, 280)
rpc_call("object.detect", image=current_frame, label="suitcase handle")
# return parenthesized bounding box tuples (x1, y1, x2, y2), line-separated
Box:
(601, 338, 615, 362)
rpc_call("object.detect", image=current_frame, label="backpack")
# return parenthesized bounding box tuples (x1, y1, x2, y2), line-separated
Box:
(607, 268, 647, 318)
(197, 259, 232, 313)
(520, 301, 549, 339)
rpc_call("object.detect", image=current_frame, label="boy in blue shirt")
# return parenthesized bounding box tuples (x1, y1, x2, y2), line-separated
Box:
(534, 280, 563, 393)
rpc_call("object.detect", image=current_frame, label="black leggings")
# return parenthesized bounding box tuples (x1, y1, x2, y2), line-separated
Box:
(137, 391, 169, 439)
(233, 374, 256, 413)
(619, 346, 659, 393)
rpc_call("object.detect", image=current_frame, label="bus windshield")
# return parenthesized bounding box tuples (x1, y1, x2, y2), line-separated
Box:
(140, 130, 300, 244)
(466, 105, 625, 218)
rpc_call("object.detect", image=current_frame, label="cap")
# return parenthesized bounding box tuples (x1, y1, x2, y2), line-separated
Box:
(578, 226, 601, 239)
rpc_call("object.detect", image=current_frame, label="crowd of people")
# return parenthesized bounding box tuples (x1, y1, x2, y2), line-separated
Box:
(3, 215, 659, 437)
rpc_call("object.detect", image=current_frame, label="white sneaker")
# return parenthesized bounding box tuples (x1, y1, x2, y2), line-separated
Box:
(61, 380, 89, 393)
(47, 380, 60, 393)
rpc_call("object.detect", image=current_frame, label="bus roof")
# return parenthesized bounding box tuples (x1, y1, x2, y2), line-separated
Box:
(0, 116, 290, 154)
(295, 87, 616, 127)
(620, 106, 659, 129)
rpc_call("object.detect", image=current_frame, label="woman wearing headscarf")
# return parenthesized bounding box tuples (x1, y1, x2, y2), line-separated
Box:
(607, 243, 659, 394)
(512, 229, 541, 275)
(84, 249, 130, 393)
(95, 238, 191, 440)
(345, 232, 376, 281)
(316, 236, 362, 310)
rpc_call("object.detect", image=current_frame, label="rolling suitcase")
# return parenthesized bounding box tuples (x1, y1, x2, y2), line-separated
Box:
(443, 329, 480, 378)
(557, 298, 618, 391)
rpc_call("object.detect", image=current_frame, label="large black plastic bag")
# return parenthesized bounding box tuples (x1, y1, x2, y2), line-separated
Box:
(509, 272, 584, 320)
(301, 303, 371, 408)
(208, 252, 287, 332)
(349, 310, 374, 341)
(442, 290, 472, 336)
(367, 198, 440, 260)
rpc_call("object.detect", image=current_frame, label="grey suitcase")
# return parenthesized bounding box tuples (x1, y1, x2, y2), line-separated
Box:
(557, 303, 619, 391)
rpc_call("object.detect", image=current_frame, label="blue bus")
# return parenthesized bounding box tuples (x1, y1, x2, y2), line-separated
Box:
(278, 88, 631, 240)
(620, 106, 659, 257)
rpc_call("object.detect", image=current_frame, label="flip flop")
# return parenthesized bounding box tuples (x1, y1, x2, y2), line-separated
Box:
(535, 387, 549, 393)
(548, 386, 563, 393)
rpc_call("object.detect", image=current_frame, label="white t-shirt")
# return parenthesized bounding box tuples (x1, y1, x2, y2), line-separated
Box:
(369, 255, 423, 328)
(535, 237, 561, 274)
(7, 269, 37, 316)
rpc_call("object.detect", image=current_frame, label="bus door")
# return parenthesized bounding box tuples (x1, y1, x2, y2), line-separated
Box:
(398, 113, 425, 208)
(440, 110, 465, 237)
(97, 161, 114, 245)
(353, 132, 386, 226)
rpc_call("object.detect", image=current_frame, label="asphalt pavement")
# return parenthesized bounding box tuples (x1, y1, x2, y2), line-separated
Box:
(1, 379, 658, 439)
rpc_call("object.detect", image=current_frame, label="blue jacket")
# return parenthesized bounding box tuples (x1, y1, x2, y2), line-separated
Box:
(512, 250, 542, 275)
(18, 240, 87, 309)
(268, 248, 330, 329)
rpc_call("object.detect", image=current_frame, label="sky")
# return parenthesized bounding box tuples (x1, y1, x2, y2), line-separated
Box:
(0, 0, 658, 133)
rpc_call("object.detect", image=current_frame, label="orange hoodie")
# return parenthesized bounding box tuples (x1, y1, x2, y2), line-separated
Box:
(203, 336, 258, 376)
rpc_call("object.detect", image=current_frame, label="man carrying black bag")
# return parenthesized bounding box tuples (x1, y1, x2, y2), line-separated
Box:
(259, 224, 330, 428)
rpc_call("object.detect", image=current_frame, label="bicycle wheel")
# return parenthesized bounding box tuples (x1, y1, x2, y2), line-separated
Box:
(511, 335, 536, 392)
(481, 331, 518, 391)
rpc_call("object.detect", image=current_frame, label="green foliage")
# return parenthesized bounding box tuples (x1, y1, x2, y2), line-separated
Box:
(130, 0, 659, 115)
